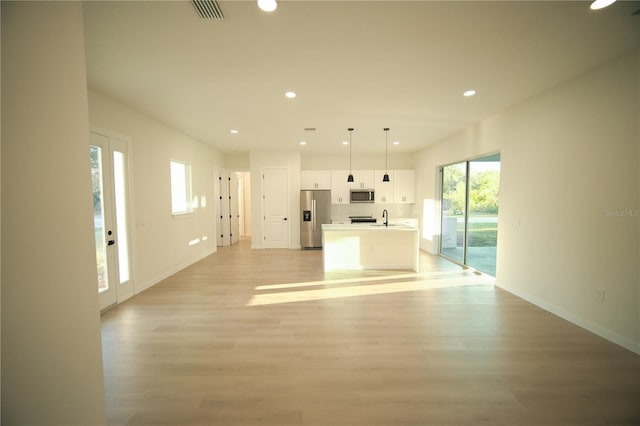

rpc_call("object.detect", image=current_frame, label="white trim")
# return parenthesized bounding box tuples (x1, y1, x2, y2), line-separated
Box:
(90, 125, 132, 145)
(495, 282, 640, 355)
(171, 212, 194, 220)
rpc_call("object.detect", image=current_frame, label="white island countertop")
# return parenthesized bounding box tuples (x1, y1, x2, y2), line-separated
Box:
(322, 223, 419, 272)
(323, 223, 418, 231)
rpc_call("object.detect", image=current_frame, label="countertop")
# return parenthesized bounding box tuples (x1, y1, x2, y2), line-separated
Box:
(322, 223, 418, 231)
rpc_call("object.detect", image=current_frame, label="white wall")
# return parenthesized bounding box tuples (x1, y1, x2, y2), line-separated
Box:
(250, 151, 301, 249)
(415, 49, 640, 353)
(88, 90, 224, 293)
(301, 152, 415, 170)
(225, 152, 250, 170)
(415, 120, 502, 253)
(1, 2, 106, 424)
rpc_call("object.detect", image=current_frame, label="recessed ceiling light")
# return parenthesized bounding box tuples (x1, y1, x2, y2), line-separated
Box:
(230, 129, 238, 134)
(590, 0, 616, 10)
(463, 90, 477, 97)
(342, 141, 349, 145)
(257, 0, 277, 12)
(393, 141, 400, 145)
(299, 141, 306, 146)
(285, 91, 297, 98)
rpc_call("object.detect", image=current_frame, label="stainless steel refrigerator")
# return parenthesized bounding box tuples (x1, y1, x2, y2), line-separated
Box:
(300, 190, 331, 249)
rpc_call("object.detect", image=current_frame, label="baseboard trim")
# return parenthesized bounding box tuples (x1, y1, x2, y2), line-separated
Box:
(136, 248, 216, 295)
(495, 282, 640, 355)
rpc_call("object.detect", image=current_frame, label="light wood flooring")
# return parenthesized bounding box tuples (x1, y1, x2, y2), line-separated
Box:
(101, 238, 640, 426)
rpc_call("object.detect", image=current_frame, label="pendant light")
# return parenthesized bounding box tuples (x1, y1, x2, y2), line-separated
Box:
(347, 128, 354, 183)
(383, 128, 390, 182)
(257, 0, 277, 12)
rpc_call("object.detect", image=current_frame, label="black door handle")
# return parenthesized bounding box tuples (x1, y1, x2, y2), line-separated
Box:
(284, 217, 288, 221)
(107, 240, 115, 246)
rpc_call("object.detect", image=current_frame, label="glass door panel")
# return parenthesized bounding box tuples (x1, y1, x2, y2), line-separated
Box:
(113, 150, 130, 284)
(91, 145, 109, 294)
(440, 162, 466, 264)
(91, 132, 117, 310)
(466, 155, 500, 276)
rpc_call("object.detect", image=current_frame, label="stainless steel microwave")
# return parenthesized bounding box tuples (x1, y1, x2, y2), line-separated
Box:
(350, 189, 375, 203)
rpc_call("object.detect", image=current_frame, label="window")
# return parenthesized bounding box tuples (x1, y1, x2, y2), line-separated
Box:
(170, 160, 192, 215)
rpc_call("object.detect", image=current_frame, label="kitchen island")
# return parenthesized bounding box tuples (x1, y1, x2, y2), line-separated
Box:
(322, 223, 420, 272)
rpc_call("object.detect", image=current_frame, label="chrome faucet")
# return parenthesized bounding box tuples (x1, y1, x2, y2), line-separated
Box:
(382, 209, 389, 227)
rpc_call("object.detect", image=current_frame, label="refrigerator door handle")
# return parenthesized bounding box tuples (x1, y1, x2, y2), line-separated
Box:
(312, 199, 316, 230)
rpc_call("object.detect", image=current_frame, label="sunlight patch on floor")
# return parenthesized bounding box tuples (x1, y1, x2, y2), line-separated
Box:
(247, 273, 494, 306)
(255, 269, 482, 291)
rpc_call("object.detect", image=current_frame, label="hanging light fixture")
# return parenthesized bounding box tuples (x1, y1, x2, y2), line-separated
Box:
(590, 0, 616, 10)
(383, 128, 390, 182)
(347, 128, 354, 183)
(257, 0, 277, 12)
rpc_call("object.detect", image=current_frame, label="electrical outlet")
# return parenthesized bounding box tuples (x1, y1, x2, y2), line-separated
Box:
(595, 288, 605, 303)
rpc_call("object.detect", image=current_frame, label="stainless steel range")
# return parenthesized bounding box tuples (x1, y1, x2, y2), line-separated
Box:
(349, 215, 377, 224)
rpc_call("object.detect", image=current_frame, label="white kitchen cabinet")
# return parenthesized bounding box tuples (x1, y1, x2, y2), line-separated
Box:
(301, 170, 331, 190)
(374, 170, 394, 204)
(322, 224, 420, 272)
(393, 169, 416, 204)
(352, 169, 375, 189)
(330, 170, 351, 204)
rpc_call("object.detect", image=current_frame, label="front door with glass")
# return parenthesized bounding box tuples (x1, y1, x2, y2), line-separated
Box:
(91, 131, 133, 310)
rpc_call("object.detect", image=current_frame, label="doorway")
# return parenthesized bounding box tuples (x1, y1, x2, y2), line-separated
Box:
(90, 131, 134, 310)
(440, 154, 500, 276)
(216, 170, 250, 246)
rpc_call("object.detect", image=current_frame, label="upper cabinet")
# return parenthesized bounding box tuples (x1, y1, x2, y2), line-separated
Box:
(350, 169, 375, 190)
(374, 170, 394, 204)
(301, 170, 331, 190)
(330, 170, 350, 204)
(302, 169, 415, 204)
(393, 169, 416, 204)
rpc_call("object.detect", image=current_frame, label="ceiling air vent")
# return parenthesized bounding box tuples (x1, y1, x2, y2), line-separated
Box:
(304, 128, 317, 132)
(191, 0, 224, 20)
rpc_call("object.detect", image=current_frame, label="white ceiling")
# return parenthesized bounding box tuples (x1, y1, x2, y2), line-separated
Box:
(83, 0, 640, 154)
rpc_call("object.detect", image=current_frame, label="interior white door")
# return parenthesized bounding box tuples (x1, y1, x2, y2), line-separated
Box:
(91, 131, 134, 311)
(262, 168, 289, 248)
(230, 172, 240, 244)
(217, 171, 231, 246)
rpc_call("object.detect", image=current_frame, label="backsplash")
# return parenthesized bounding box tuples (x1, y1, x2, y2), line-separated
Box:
(331, 203, 417, 220)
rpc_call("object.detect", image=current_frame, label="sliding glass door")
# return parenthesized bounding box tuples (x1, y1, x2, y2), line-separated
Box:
(440, 162, 466, 264)
(440, 154, 500, 276)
